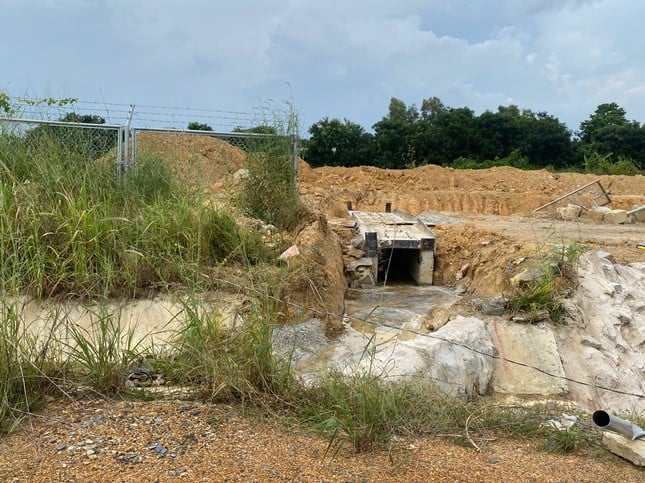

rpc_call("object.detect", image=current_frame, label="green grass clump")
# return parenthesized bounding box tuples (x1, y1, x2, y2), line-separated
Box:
(0, 131, 273, 298)
(62, 307, 148, 395)
(166, 295, 296, 406)
(509, 244, 584, 324)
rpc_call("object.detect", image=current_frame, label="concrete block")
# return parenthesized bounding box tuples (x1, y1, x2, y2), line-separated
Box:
(603, 209, 629, 224)
(602, 432, 645, 467)
(587, 207, 611, 223)
(555, 204, 582, 221)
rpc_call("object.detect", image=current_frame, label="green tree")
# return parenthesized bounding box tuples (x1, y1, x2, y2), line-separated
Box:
(517, 111, 573, 169)
(372, 98, 420, 168)
(305, 117, 375, 167)
(26, 112, 116, 159)
(578, 103, 645, 169)
(0, 92, 13, 116)
(187, 121, 213, 131)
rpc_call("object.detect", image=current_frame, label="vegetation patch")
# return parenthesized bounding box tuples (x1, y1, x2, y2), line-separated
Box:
(509, 244, 585, 324)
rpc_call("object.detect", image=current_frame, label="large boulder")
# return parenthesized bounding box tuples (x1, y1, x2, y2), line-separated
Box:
(339, 316, 495, 399)
(272, 315, 496, 400)
(553, 251, 645, 413)
(602, 432, 645, 467)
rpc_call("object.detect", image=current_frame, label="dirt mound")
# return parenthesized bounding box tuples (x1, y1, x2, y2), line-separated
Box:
(136, 132, 247, 196)
(298, 163, 645, 216)
(432, 223, 529, 296)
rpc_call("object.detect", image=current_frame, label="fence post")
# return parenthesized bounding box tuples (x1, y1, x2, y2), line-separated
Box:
(117, 126, 124, 179)
(124, 105, 135, 174)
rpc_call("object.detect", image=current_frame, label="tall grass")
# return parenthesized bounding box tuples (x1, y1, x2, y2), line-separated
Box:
(0, 300, 62, 433)
(236, 106, 309, 232)
(0, 129, 272, 298)
(166, 293, 296, 406)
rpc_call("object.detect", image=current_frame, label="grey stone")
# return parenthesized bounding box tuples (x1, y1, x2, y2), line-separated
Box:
(346, 246, 365, 259)
(351, 236, 364, 249)
(602, 432, 645, 466)
(510, 266, 543, 288)
(482, 297, 508, 316)
(580, 336, 602, 350)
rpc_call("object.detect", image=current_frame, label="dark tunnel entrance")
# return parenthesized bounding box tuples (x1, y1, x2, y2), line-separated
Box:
(378, 248, 420, 284)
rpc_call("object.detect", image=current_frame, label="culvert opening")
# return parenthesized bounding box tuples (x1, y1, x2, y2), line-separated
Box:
(378, 248, 421, 284)
(346, 209, 436, 288)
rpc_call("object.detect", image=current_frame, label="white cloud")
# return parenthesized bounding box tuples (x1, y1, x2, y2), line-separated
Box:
(0, 0, 643, 131)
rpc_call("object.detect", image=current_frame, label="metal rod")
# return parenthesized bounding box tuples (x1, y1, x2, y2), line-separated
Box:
(116, 126, 123, 180)
(532, 180, 607, 213)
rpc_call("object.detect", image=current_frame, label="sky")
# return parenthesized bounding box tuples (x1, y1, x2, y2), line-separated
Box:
(1, 0, 644, 135)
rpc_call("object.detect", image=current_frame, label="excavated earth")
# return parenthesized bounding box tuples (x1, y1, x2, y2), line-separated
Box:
(1, 134, 644, 481)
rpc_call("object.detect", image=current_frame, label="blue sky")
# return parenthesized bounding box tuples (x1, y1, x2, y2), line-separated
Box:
(1, 0, 644, 134)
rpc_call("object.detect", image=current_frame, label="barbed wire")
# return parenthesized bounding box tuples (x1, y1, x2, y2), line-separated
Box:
(6, 96, 264, 131)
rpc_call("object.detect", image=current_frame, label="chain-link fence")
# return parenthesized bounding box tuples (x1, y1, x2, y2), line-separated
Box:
(0, 96, 299, 179)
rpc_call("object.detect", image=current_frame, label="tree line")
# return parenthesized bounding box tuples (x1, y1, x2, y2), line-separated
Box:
(303, 98, 645, 173)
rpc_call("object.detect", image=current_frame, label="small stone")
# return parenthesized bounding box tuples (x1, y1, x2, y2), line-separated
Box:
(456, 263, 470, 280)
(56, 445, 67, 452)
(580, 336, 602, 350)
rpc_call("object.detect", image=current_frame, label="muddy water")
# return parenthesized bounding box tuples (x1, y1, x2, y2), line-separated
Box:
(345, 285, 458, 332)
(272, 285, 462, 383)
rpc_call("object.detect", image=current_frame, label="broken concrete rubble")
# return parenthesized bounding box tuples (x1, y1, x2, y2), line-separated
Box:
(587, 206, 630, 224)
(555, 204, 582, 221)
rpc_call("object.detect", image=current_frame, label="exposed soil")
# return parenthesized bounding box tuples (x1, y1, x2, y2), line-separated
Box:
(2, 136, 644, 480)
(298, 162, 645, 216)
(299, 161, 645, 297)
(1, 399, 642, 482)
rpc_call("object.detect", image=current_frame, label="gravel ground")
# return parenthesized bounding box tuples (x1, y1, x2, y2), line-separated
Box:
(0, 399, 641, 482)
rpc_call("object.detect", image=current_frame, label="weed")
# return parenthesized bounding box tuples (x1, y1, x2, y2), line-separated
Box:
(0, 300, 63, 432)
(167, 294, 296, 406)
(540, 424, 596, 454)
(62, 306, 149, 395)
(239, 150, 309, 232)
(509, 243, 585, 324)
